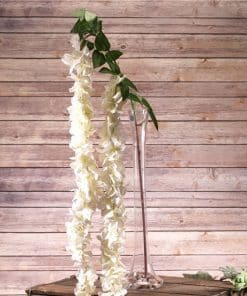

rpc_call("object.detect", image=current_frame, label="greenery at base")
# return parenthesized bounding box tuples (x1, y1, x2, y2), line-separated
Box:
(71, 8, 158, 130)
(183, 267, 247, 292)
(183, 271, 215, 281)
(220, 266, 247, 292)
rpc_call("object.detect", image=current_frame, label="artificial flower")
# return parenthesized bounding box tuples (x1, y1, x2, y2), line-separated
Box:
(98, 76, 127, 296)
(62, 35, 99, 296)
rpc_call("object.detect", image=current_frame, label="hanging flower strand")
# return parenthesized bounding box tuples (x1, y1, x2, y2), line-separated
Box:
(62, 34, 99, 296)
(63, 8, 159, 296)
(98, 75, 127, 296)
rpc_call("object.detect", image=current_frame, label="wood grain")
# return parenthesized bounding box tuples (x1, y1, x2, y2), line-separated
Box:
(0, 144, 247, 168)
(0, 271, 230, 295)
(0, 1, 246, 17)
(0, 271, 73, 295)
(1, 255, 246, 271)
(0, 167, 247, 192)
(2, 34, 247, 58)
(1, 121, 246, 144)
(1, 232, 246, 255)
(1, 17, 247, 34)
(1, 97, 247, 121)
(1, 0, 247, 293)
(1, 58, 247, 82)
(0, 207, 246, 232)
(1, 82, 246, 97)
(26, 276, 233, 296)
(1, 191, 247, 208)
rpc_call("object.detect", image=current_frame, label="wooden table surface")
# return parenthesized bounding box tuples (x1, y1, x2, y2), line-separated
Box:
(26, 275, 233, 296)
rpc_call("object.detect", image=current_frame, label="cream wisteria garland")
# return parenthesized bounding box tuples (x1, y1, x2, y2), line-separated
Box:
(62, 35, 99, 296)
(98, 76, 127, 296)
(62, 35, 127, 296)
(62, 9, 159, 296)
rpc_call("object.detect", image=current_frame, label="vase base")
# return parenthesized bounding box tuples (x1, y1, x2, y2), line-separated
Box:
(127, 271, 164, 290)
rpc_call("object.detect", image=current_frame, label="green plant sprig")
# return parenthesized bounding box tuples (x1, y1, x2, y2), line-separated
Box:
(71, 9, 158, 130)
(220, 266, 247, 292)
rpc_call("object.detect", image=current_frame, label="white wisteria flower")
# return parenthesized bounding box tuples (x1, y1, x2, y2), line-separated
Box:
(62, 34, 99, 296)
(63, 33, 128, 296)
(98, 75, 128, 296)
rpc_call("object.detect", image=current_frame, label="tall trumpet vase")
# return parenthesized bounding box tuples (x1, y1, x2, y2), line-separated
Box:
(127, 106, 164, 290)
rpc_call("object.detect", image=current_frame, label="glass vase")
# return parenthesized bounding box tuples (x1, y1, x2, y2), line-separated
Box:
(127, 106, 164, 290)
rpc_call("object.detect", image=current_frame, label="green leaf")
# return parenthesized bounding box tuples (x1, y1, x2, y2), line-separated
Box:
(86, 41, 94, 50)
(92, 50, 105, 68)
(84, 10, 96, 22)
(90, 18, 102, 35)
(80, 39, 86, 50)
(86, 18, 98, 35)
(99, 67, 115, 75)
(107, 61, 120, 75)
(70, 19, 81, 33)
(128, 93, 142, 103)
(121, 77, 138, 91)
(233, 269, 247, 292)
(128, 93, 158, 130)
(106, 50, 123, 61)
(98, 20, 102, 32)
(72, 9, 85, 19)
(119, 82, 129, 100)
(71, 19, 90, 38)
(219, 266, 239, 280)
(140, 97, 159, 130)
(93, 19, 102, 34)
(82, 19, 95, 34)
(95, 31, 111, 51)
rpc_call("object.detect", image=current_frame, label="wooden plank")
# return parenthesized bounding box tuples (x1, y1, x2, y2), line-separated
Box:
(1, 121, 246, 144)
(1, 232, 247, 255)
(1, 191, 247, 208)
(0, 96, 241, 120)
(1, 82, 246, 97)
(25, 276, 232, 296)
(1, 168, 246, 192)
(1, 144, 247, 168)
(0, 207, 246, 232)
(2, 34, 247, 58)
(0, 271, 230, 295)
(0, 0, 246, 17)
(1, 97, 247, 121)
(28, 276, 232, 296)
(1, 59, 247, 82)
(1, 17, 247, 34)
(0, 271, 73, 295)
(1, 1, 246, 295)
(0, 255, 245, 271)
(153, 276, 231, 288)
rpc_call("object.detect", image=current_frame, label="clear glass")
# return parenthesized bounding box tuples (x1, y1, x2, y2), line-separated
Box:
(127, 106, 164, 290)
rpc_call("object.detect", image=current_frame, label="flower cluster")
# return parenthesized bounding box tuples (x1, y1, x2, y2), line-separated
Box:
(62, 35, 127, 296)
(62, 35, 100, 296)
(98, 76, 127, 296)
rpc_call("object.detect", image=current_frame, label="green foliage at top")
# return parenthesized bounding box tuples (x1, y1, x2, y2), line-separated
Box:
(220, 266, 247, 292)
(70, 8, 158, 130)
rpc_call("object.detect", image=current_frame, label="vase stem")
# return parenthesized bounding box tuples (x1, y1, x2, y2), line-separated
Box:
(133, 105, 148, 277)
(127, 104, 164, 290)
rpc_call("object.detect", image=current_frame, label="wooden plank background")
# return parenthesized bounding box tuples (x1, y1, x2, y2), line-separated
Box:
(0, 0, 247, 295)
